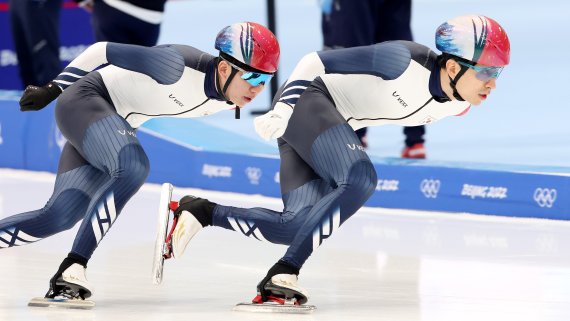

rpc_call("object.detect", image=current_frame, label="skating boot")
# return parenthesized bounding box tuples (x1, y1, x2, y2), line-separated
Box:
(258, 273, 310, 305)
(170, 194, 215, 258)
(234, 261, 315, 313)
(153, 183, 215, 284)
(29, 258, 94, 309)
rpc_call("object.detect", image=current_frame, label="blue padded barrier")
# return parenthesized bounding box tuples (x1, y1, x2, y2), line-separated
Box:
(0, 100, 568, 220)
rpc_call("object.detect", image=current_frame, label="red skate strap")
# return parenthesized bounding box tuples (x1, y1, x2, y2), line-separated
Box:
(162, 213, 179, 259)
(251, 295, 299, 305)
(164, 216, 178, 243)
(162, 201, 180, 259)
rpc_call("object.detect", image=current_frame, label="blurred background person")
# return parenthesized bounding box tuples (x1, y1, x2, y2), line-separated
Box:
(76, 0, 166, 46)
(9, 0, 63, 88)
(321, 0, 426, 158)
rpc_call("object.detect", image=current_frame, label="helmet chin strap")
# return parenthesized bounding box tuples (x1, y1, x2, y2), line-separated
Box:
(216, 61, 241, 119)
(448, 65, 469, 101)
(222, 68, 238, 98)
(215, 66, 238, 101)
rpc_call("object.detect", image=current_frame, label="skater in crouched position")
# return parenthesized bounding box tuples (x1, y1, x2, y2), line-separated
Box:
(164, 15, 510, 306)
(0, 22, 279, 304)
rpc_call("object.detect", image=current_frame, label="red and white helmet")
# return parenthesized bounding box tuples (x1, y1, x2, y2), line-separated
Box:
(215, 22, 280, 74)
(435, 15, 510, 67)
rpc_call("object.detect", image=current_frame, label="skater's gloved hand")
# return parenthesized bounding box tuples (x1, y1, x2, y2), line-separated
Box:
(20, 81, 62, 112)
(257, 260, 300, 302)
(254, 102, 293, 141)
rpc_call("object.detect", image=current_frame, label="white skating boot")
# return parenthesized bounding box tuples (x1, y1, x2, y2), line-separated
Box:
(263, 273, 310, 304)
(164, 194, 215, 259)
(47, 263, 93, 299)
(234, 261, 315, 313)
(171, 206, 203, 258)
(153, 185, 215, 284)
(29, 262, 94, 309)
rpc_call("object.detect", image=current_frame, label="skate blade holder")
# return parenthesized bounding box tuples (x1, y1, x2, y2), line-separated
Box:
(161, 200, 180, 259)
(233, 295, 316, 314)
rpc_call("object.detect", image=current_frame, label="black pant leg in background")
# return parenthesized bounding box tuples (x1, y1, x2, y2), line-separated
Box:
(9, 0, 62, 87)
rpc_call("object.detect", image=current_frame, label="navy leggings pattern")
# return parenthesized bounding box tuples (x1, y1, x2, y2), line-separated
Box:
(0, 73, 149, 261)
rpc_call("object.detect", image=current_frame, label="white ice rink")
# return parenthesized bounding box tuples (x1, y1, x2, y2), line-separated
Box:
(2, 169, 570, 321)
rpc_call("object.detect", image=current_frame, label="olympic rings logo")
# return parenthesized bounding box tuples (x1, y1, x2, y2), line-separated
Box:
(420, 179, 441, 198)
(534, 188, 557, 208)
(245, 167, 262, 185)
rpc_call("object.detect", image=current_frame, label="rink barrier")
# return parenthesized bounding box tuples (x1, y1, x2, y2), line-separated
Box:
(0, 103, 568, 220)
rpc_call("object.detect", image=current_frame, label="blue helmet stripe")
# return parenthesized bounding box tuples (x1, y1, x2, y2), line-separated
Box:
(240, 23, 253, 65)
(472, 16, 487, 63)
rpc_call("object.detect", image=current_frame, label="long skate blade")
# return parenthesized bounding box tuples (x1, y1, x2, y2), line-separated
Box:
(233, 302, 316, 314)
(28, 297, 95, 310)
(152, 183, 173, 285)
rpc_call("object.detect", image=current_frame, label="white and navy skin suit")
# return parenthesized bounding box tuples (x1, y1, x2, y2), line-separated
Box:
(0, 42, 235, 260)
(212, 41, 470, 269)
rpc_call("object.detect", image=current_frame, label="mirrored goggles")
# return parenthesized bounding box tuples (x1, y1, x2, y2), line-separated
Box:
(241, 71, 273, 86)
(457, 61, 504, 82)
(228, 62, 273, 86)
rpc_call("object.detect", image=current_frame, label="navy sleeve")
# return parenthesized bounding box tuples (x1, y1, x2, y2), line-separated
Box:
(106, 43, 185, 85)
(317, 41, 416, 80)
(166, 44, 213, 73)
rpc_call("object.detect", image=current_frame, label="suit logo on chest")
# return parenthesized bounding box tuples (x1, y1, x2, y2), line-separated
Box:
(392, 91, 408, 108)
(169, 94, 184, 107)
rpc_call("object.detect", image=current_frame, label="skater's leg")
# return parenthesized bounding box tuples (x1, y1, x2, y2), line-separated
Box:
(277, 80, 377, 269)
(51, 74, 150, 262)
(0, 143, 107, 248)
(256, 81, 376, 302)
(256, 123, 376, 302)
(45, 75, 149, 299)
(67, 114, 149, 260)
(281, 122, 376, 268)
(46, 114, 149, 299)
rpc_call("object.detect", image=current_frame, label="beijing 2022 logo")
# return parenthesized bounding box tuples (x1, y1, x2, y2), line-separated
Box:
(533, 188, 557, 208)
(420, 179, 441, 198)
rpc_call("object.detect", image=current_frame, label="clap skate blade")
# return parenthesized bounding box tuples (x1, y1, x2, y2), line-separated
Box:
(233, 295, 316, 314)
(152, 183, 179, 285)
(28, 297, 95, 309)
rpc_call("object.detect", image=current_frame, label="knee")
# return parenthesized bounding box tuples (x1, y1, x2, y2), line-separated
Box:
(120, 160, 150, 187)
(345, 160, 377, 200)
(115, 145, 150, 187)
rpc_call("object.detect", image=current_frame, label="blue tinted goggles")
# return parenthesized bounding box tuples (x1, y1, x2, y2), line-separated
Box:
(228, 62, 272, 86)
(457, 61, 504, 82)
(241, 71, 273, 86)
